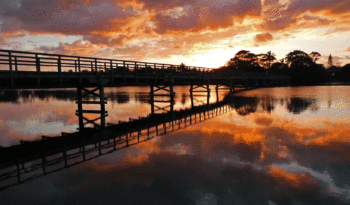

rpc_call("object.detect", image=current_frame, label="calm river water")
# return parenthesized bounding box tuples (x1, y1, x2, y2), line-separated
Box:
(0, 86, 349, 204)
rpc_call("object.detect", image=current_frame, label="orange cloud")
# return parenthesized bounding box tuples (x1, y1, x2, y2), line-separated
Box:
(39, 40, 102, 56)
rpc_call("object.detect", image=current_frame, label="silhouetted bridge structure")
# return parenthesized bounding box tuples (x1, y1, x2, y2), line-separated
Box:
(0, 49, 291, 190)
(0, 49, 290, 88)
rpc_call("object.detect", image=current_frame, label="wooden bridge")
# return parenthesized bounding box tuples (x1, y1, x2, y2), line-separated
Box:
(0, 49, 290, 88)
(0, 49, 291, 190)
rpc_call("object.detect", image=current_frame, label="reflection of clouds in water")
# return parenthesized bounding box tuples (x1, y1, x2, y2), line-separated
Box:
(0, 86, 350, 203)
(1, 152, 347, 204)
(166, 143, 193, 155)
(153, 112, 350, 201)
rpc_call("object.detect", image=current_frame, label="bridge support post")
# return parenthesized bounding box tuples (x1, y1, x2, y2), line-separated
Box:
(216, 81, 219, 103)
(189, 78, 211, 107)
(244, 79, 248, 90)
(229, 77, 235, 93)
(190, 83, 194, 107)
(150, 85, 154, 115)
(207, 79, 210, 106)
(75, 83, 108, 131)
(149, 77, 175, 116)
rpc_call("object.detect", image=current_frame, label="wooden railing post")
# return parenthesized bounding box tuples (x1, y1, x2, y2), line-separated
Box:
(154, 63, 157, 83)
(99, 84, 106, 130)
(95, 58, 98, 73)
(35, 54, 41, 86)
(123, 61, 126, 82)
(8, 51, 13, 87)
(78, 57, 82, 84)
(145, 63, 148, 83)
(14, 56, 18, 72)
(135, 62, 138, 83)
(57, 56, 62, 86)
(110, 60, 113, 84)
(75, 60, 77, 72)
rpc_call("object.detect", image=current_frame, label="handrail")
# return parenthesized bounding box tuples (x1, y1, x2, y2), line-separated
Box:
(0, 49, 213, 72)
(0, 49, 291, 88)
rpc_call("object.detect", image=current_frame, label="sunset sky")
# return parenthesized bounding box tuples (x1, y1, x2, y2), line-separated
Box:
(1, 0, 350, 68)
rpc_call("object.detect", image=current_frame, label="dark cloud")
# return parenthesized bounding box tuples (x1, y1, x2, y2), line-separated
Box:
(153, 0, 262, 33)
(254, 32, 273, 43)
(259, 0, 350, 33)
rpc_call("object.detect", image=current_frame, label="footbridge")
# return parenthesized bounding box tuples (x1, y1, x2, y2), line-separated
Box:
(0, 49, 291, 190)
(0, 49, 290, 88)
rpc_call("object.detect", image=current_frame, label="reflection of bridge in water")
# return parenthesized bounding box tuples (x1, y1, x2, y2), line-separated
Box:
(0, 92, 236, 191)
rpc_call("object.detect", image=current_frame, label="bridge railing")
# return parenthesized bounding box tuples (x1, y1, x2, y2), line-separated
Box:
(0, 49, 214, 76)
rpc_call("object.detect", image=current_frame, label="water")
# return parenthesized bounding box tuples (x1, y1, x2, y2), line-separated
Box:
(0, 86, 227, 147)
(0, 86, 349, 204)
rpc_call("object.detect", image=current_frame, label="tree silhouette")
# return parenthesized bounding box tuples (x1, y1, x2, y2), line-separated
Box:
(287, 97, 316, 114)
(285, 50, 314, 68)
(225, 50, 263, 72)
(261, 51, 276, 69)
(178, 63, 186, 72)
(309, 52, 321, 63)
(284, 50, 327, 85)
(341, 64, 350, 81)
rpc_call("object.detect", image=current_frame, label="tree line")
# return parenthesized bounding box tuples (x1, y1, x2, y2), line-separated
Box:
(214, 50, 350, 85)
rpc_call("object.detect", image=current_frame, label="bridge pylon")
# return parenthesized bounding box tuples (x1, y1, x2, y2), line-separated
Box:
(75, 83, 108, 131)
(149, 77, 175, 116)
(190, 78, 211, 107)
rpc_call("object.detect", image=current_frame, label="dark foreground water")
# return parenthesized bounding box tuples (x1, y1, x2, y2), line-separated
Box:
(0, 86, 349, 204)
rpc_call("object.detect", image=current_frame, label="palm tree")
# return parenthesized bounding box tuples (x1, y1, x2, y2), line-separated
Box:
(262, 51, 276, 69)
